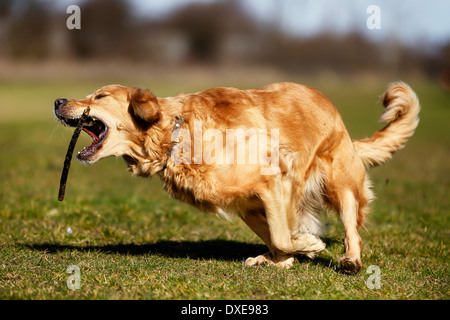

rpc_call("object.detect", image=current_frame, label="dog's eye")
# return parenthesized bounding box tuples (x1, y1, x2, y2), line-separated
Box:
(95, 94, 106, 100)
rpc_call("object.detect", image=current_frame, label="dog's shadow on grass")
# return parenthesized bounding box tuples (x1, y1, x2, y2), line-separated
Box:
(23, 239, 267, 262)
(23, 238, 342, 270)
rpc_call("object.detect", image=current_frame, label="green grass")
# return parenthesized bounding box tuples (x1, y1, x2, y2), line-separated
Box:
(0, 78, 448, 299)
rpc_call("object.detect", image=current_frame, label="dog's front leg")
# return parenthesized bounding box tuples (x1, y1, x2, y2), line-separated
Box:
(241, 212, 295, 268)
(243, 175, 325, 268)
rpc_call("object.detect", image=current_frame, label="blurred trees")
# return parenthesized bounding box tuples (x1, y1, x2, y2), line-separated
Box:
(0, 0, 448, 79)
(164, 0, 257, 63)
(68, 0, 135, 59)
(2, 0, 51, 59)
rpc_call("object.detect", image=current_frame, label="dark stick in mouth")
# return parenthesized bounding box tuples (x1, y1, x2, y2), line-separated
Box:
(58, 107, 91, 201)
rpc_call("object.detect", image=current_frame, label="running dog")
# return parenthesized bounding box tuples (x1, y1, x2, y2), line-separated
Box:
(54, 81, 420, 273)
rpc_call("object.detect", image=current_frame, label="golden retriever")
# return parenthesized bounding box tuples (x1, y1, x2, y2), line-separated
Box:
(54, 81, 420, 273)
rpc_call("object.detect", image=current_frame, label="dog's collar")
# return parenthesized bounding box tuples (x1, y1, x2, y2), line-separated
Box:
(162, 115, 185, 173)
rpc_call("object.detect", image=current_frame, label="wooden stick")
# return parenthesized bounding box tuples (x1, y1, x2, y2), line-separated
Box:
(58, 107, 90, 201)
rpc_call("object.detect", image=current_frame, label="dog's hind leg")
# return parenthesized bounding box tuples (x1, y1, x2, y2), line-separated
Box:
(324, 141, 372, 274)
(338, 189, 364, 274)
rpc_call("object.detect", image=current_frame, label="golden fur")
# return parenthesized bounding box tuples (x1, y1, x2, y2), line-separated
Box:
(54, 81, 420, 273)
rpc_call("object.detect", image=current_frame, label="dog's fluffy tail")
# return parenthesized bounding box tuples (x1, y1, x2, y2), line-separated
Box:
(353, 82, 420, 169)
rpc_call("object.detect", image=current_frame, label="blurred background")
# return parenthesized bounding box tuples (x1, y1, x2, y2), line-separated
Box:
(0, 0, 449, 86)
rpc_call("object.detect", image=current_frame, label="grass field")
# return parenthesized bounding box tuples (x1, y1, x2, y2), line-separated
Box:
(0, 76, 448, 300)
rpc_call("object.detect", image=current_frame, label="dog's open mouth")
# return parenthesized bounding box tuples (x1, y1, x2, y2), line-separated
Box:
(58, 114, 108, 161)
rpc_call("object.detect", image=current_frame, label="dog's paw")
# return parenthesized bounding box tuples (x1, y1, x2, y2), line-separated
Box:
(245, 252, 294, 268)
(292, 233, 326, 256)
(339, 256, 362, 274)
(245, 254, 274, 267)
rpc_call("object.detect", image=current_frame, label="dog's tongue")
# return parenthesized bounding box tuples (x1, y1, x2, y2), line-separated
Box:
(82, 126, 99, 141)
(77, 119, 107, 161)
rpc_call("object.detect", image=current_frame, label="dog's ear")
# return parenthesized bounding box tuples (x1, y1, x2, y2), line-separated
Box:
(129, 87, 160, 123)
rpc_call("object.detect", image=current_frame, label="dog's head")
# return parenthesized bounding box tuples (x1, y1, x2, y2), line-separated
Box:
(54, 85, 160, 164)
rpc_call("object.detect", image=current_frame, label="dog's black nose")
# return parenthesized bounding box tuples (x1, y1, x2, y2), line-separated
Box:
(54, 98, 68, 109)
